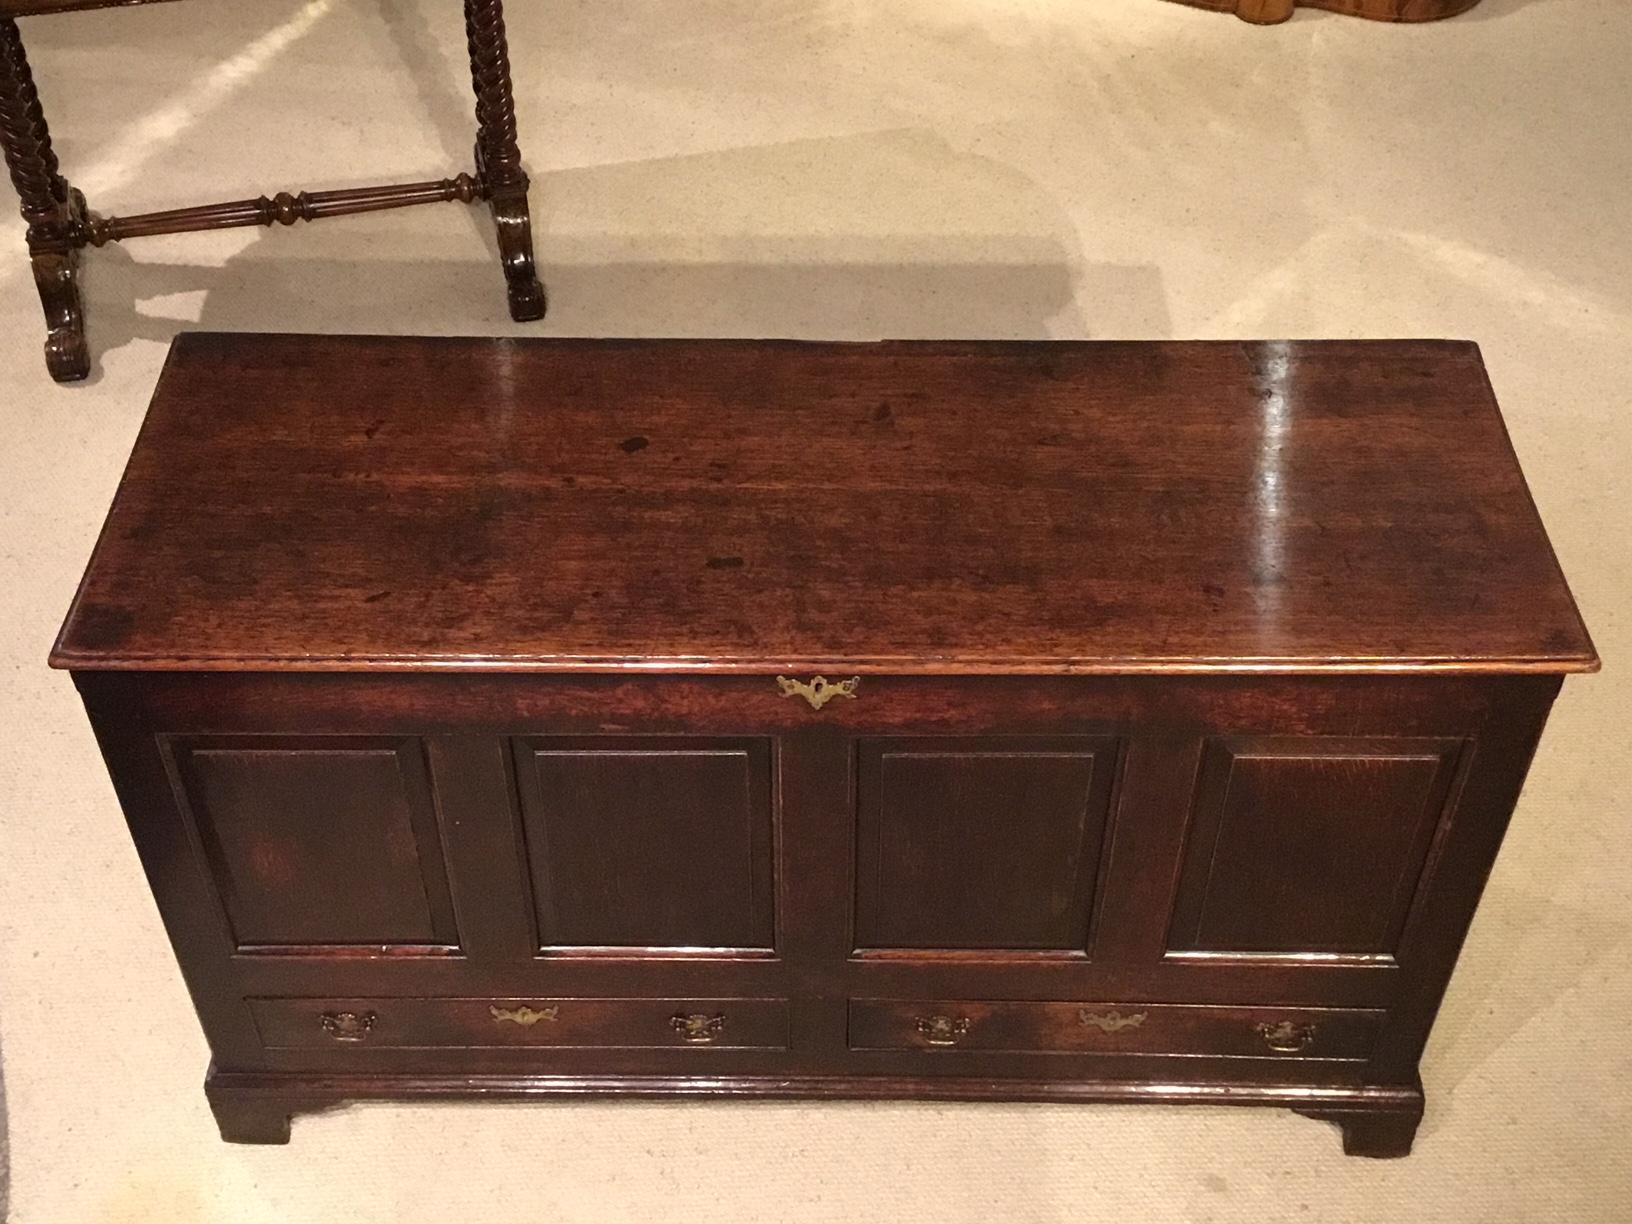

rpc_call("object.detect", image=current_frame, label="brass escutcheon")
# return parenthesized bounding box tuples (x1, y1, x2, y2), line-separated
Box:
(1257, 1019, 1317, 1053)
(671, 1012, 726, 1044)
(775, 674, 860, 710)
(490, 1004, 560, 1026)
(914, 1014, 972, 1046)
(1078, 1008, 1148, 1033)
(319, 1010, 376, 1042)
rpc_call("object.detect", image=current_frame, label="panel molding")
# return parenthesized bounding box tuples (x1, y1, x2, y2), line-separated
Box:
(852, 736, 1120, 955)
(1165, 736, 1467, 963)
(162, 734, 459, 955)
(510, 736, 777, 955)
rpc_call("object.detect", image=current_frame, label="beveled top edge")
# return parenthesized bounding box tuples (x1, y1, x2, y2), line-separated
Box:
(52, 333, 1598, 678)
(47, 650, 1602, 675)
(164, 332, 1485, 353)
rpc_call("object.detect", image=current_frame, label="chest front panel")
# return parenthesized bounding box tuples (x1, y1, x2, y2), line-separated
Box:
(81, 670, 1553, 1087)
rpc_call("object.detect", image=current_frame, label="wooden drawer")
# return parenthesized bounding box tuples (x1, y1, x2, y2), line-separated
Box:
(250, 997, 791, 1051)
(849, 1000, 1384, 1061)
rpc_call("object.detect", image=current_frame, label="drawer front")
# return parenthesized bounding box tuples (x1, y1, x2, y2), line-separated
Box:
(849, 1000, 1383, 1061)
(251, 996, 790, 1050)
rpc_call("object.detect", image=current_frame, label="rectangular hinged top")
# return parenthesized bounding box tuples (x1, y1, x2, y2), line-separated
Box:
(52, 333, 1597, 675)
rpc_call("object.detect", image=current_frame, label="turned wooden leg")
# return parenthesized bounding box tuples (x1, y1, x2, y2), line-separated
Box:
(0, 17, 89, 382)
(1295, 1106, 1422, 1158)
(464, 0, 545, 322)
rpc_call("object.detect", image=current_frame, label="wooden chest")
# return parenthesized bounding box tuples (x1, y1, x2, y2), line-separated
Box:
(54, 334, 1596, 1156)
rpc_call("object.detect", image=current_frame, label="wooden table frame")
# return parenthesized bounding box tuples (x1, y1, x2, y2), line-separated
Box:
(0, 0, 546, 383)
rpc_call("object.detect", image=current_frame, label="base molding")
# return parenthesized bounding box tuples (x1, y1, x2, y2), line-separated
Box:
(204, 1066, 1425, 1155)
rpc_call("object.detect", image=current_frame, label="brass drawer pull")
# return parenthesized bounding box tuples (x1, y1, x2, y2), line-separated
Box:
(1257, 1019, 1317, 1053)
(775, 674, 860, 710)
(915, 1014, 972, 1046)
(1079, 1008, 1147, 1033)
(671, 1012, 726, 1044)
(319, 1010, 376, 1042)
(491, 1004, 559, 1026)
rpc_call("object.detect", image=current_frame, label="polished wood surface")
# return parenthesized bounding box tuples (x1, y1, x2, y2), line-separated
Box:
(1161, 0, 1481, 22)
(59, 335, 1595, 1155)
(1167, 736, 1462, 954)
(513, 736, 777, 950)
(249, 996, 794, 1051)
(72, 666, 1571, 1154)
(846, 999, 1385, 1059)
(854, 736, 1117, 950)
(54, 334, 1595, 676)
(168, 734, 458, 949)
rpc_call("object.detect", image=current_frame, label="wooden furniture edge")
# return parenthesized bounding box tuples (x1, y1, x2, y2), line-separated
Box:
(46, 335, 1598, 675)
(204, 1066, 1426, 1155)
(48, 654, 1604, 674)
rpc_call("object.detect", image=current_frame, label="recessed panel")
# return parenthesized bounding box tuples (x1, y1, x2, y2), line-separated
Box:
(854, 737, 1119, 952)
(167, 736, 457, 950)
(512, 737, 775, 951)
(1168, 737, 1463, 956)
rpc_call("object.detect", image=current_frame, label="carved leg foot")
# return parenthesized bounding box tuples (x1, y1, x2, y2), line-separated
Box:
(0, 17, 91, 382)
(31, 248, 89, 381)
(36, 181, 88, 380)
(1295, 1106, 1422, 1158)
(465, 0, 546, 322)
(489, 183, 545, 321)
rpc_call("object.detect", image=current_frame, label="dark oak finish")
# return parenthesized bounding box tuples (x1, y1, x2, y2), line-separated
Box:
(847, 999, 1385, 1059)
(166, 734, 458, 951)
(53, 335, 1595, 676)
(1167, 737, 1463, 956)
(1160, 0, 1481, 22)
(0, 1, 542, 383)
(250, 996, 792, 1051)
(854, 737, 1117, 951)
(55, 335, 1595, 1158)
(512, 736, 777, 951)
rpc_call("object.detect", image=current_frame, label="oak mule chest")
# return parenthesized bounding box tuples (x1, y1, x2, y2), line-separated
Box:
(54, 334, 1596, 1156)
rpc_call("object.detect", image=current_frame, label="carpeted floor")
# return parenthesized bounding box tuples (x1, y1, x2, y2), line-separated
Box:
(1, 1055, 9, 1224)
(1, 0, 1628, 1220)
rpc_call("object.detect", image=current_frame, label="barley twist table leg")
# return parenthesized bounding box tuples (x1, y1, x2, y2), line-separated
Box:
(464, 0, 545, 321)
(0, 17, 89, 382)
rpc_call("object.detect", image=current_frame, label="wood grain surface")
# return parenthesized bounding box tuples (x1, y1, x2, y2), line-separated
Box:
(52, 334, 1595, 676)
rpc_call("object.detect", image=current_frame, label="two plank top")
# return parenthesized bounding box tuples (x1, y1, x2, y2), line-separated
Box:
(52, 334, 1597, 675)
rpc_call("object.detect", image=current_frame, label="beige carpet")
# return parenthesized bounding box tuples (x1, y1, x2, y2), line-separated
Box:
(1, 0, 1628, 1219)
